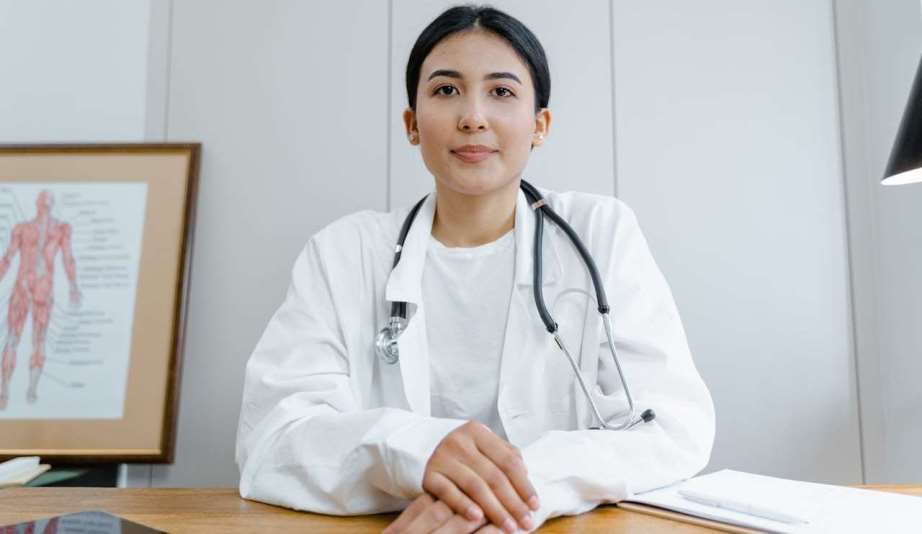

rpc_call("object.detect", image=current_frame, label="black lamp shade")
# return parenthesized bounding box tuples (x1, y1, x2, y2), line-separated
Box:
(883, 54, 922, 185)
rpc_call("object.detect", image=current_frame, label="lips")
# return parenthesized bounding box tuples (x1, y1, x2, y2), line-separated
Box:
(451, 144, 497, 163)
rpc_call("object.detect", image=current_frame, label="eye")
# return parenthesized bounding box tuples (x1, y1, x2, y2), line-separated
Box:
(492, 87, 515, 98)
(433, 85, 458, 96)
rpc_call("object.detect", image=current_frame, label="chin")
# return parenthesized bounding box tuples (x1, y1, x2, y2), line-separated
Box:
(440, 173, 517, 198)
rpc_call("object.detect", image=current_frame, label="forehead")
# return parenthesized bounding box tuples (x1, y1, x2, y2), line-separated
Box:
(421, 29, 531, 81)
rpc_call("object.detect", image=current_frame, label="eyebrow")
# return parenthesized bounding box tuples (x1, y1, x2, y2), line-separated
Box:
(426, 69, 522, 85)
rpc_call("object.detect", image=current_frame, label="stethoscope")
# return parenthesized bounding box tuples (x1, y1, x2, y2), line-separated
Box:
(374, 180, 655, 431)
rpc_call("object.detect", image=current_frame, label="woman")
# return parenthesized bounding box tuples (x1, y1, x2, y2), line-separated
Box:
(236, 5, 714, 533)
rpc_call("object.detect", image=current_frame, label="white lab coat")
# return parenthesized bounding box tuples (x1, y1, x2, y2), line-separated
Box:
(235, 186, 715, 527)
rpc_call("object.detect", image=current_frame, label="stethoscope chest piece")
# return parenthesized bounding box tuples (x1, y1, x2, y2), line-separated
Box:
(375, 316, 406, 365)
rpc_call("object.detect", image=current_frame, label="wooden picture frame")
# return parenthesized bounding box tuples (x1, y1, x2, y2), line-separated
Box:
(0, 144, 200, 463)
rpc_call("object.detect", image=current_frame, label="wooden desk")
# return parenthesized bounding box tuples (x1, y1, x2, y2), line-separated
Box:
(1, 485, 919, 533)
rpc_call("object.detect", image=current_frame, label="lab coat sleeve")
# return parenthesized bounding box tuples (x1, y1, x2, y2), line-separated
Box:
(235, 237, 466, 515)
(521, 201, 716, 528)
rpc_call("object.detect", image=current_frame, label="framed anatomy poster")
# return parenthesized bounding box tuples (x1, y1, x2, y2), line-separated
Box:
(0, 144, 200, 463)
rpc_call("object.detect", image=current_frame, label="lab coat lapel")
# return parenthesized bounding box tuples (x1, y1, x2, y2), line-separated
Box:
(499, 188, 564, 442)
(384, 191, 436, 415)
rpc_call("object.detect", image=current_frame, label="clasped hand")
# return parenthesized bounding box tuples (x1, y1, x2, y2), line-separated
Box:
(384, 421, 539, 533)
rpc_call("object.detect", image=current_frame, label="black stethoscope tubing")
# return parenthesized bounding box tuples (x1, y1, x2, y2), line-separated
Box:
(382, 179, 655, 429)
(388, 179, 607, 334)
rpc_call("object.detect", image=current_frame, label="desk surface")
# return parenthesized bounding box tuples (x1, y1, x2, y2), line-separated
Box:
(1, 485, 920, 533)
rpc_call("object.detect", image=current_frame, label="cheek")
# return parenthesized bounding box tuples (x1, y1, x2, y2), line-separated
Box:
(417, 116, 452, 158)
(417, 105, 451, 139)
(495, 109, 536, 147)
(496, 119, 536, 161)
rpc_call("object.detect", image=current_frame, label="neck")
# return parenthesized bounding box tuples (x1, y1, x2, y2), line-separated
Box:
(431, 179, 519, 247)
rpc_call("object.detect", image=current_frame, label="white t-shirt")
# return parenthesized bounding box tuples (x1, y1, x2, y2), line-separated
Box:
(422, 229, 515, 439)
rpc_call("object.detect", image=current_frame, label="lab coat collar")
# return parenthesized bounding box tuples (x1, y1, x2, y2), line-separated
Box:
(384, 190, 436, 306)
(384, 185, 563, 306)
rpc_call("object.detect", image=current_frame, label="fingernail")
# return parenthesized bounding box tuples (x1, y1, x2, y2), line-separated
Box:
(466, 505, 482, 521)
(528, 495, 540, 510)
(520, 512, 535, 530)
(502, 518, 516, 533)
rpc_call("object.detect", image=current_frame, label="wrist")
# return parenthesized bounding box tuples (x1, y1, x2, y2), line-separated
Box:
(383, 416, 466, 498)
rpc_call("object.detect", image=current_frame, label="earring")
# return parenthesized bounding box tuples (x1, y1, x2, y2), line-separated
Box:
(409, 133, 418, 143)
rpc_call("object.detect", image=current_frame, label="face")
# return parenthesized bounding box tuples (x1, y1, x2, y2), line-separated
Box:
(404, 29, 551, 197)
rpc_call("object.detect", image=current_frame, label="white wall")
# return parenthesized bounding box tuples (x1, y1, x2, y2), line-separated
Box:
(0, 0, 150, 141)
(834, 0, 922, 484)
(142, 0, 391, 486)
(7, 0, 920, 489)
(612, 0, 861, 484)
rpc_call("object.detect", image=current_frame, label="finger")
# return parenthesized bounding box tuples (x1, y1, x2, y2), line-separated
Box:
(405, 500, 453, 534)
(384, 495, 431, 534)
(424, 471, 484, 522)
(451, 462, 520, 534)
(433, 511, 487, 534)
(383, 494, 434, 534)
(500, 444, 539, 511)
(477, 435, 539, 511)
(474, 525, 504, 534)
(467, 451, 534, 532)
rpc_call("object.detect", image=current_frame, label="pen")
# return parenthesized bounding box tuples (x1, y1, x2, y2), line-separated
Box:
(677, 488, 809, 525)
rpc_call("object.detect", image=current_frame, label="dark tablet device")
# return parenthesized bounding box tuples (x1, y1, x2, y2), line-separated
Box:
(0, 510, 166, 533)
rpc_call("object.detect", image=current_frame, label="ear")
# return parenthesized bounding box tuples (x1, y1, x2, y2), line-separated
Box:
(403, 108, 419, 145)
(532, 108, 552, 148)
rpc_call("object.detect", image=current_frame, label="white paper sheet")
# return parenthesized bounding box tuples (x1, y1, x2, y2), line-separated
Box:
(627, 469, 922, 534)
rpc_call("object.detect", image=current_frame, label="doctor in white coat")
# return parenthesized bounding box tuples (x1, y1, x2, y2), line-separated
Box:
(236, 5, 714, 533)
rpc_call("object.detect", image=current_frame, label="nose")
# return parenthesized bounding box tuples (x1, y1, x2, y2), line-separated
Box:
(458, 97, 488, 132)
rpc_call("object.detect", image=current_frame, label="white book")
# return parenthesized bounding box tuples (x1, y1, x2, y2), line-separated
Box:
(0, 457, 39, 483)
(620, 469, 922, 534)
(0, 457, 51, 487)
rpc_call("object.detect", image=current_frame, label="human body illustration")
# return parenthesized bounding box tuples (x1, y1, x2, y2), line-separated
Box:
(0, 190, 81, 410)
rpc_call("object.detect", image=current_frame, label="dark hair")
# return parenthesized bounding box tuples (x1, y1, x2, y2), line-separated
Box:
(405, 4, 550, 113)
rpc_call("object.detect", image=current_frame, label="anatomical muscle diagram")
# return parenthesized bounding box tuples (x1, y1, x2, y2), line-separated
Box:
(0, 183, 147, 419)
(0, 190, 81, 409)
